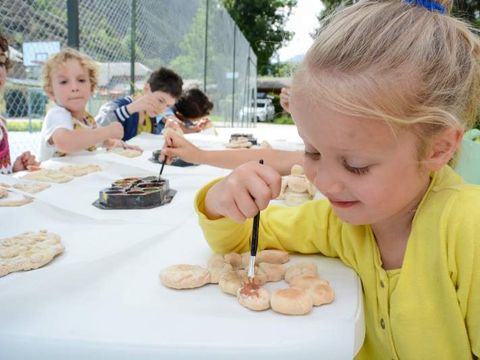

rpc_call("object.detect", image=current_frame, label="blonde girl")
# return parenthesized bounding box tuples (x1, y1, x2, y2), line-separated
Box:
(195, 0, 480, 358)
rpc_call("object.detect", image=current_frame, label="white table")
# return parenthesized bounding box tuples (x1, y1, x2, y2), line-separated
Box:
(0, 127, 364, 360)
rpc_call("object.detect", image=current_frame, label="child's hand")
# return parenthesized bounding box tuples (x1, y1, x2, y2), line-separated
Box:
(191, 118, 211, 132)
(12, 151, 40, 172)
(127, 92, 168, 116)
(162, 129, 202, 164)
(164, 117, 182, 131)
(204, 162, 282, 222)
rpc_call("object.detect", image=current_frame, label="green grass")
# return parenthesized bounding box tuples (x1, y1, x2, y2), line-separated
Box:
(273, 115, 294, 125)
(6, 120, 42, 132)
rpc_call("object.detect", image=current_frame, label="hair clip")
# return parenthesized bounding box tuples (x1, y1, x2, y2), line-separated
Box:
(403, 0, 446, 14)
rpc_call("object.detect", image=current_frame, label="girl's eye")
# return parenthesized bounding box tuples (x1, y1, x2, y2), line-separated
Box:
(0, 62, 6, 68)
(343, 160, 370, 175)
(304, 151, 320, 161)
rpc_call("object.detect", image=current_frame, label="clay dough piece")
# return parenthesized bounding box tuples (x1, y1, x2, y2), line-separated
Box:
(270, 287, 313, 315)
(287, 175, 309, 193)
(224, 252, 243, 269)
(207, 254, 232, 284)
(288, 274, 334, 305)
(160, 264, 210, 289)
(237, 268, 268, 286)
(288, 274, 329, 289)
(226, 137, 252, 149)
(219, 270, 244, 296)
(285, 192, 312, 206)
(237, 280, 270, 311)
(258, 262, 286, 282)
(22, 169, 74, 183)
(284, 262, 319, 283)
(13, 182, 51, 194)
(259, 140, 272, 149)
(307, 282, 335, 306)
(0, 190, 34, 207)
(290, 164, 304, 176)
(59, 164, 102, 177)
(0, 187, 7, 199)
(111, 148, 143, 158)
(256, 249, 289, 264)
(0, 230, 64, 277)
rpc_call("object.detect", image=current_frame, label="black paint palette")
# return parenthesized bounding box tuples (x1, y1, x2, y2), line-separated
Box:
(93, 176, 176, 209)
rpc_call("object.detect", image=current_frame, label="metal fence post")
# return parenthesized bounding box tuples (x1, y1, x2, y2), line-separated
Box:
(67, 0, 80, 49)
(130, 0, 137, 96)
(27, 89, 32, 133)
(203, 0, 209, 93)
(231, 25, 237, 127)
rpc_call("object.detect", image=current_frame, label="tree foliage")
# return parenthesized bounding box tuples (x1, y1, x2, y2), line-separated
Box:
(222, 0, 297, 75)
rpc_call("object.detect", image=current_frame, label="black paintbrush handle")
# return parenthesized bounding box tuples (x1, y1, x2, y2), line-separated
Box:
(250, 213, 260, 256)
(250, 159, 264, 256)
(158, 158, 166, 179)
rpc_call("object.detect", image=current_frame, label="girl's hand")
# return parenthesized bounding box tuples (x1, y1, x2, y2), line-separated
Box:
(204, 161, 282, 222)
(12, 151, 40, 172)
(162, 128, 202, 164)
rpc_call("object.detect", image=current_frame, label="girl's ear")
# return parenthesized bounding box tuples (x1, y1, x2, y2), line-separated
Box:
(143, 83, 151, 93)
(425, 128, 463, 171)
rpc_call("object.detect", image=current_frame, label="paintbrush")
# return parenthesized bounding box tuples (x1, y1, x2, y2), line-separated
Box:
(247, 159, 264, 279)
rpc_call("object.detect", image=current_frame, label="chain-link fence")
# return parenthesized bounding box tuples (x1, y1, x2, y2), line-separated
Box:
(0, 0, 257, 159)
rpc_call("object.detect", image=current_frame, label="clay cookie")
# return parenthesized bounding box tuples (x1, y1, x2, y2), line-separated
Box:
(22, 169, 73, 183)
(160, 264, 211, 289)
(13, 182, 51, 194)
(59, 164, 102, 177)
(110, 148, 142, 158)
(0, 189, 33, 207)
(0, 230, 64, 277)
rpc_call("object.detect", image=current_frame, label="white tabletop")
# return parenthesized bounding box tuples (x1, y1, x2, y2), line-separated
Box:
(0, 127, 364, 360)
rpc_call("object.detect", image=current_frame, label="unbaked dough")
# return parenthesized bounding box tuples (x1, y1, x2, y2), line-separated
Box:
(0, 230, 64, 277)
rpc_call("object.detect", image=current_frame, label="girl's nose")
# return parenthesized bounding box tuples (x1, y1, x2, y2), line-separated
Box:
(311, 167, 344, 195)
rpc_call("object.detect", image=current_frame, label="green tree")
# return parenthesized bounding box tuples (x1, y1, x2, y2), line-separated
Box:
(222, 0, 297, 75)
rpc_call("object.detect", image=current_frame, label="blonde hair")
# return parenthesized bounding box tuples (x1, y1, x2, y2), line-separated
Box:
(42, 48, 98, 95)
(292, 0, 480, 156)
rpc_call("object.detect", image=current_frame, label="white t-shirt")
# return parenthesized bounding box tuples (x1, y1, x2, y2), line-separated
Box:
(39, 105, 74, 161)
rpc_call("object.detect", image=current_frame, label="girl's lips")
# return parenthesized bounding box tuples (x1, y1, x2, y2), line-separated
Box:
(329, 199, 359, 208)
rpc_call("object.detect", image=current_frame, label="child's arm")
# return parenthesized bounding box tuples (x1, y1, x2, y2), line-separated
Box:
(203, 161, 282, 222)
(51, 122, 123, 153)
(162, 129, 303, 175)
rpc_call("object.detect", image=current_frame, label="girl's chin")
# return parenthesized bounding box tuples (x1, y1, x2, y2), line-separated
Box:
(332, 209, 367, 226)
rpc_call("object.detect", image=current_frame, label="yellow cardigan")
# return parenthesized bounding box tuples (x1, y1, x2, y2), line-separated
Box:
(195, 166, 480, 359)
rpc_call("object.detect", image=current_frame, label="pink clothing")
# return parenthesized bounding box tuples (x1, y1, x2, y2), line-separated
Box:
(0, 119, 12, 174)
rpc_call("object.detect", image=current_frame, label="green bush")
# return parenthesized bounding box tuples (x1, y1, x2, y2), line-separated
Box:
(6, 120, 42, 132)
(273, 115, 294, 125)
